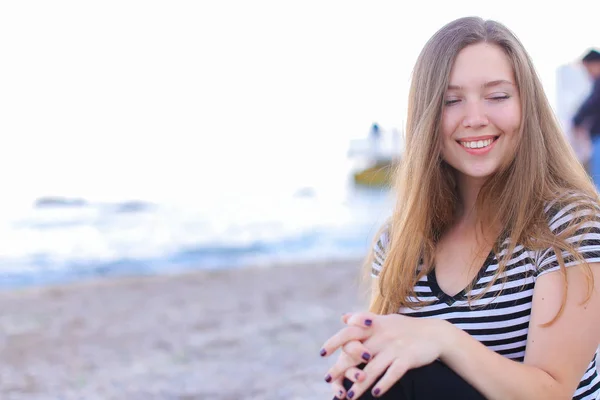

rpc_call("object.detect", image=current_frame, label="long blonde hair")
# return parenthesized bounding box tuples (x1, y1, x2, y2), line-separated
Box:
(368, 16, 599, 322)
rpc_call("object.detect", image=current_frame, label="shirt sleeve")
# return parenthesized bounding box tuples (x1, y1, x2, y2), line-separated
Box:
(536, 200, 600, 277)
(371, 226, 390, 277)
(572, 79, 600, 128)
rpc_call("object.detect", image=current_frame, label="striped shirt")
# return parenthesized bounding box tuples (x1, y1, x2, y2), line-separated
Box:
(372, 199, 600, 399)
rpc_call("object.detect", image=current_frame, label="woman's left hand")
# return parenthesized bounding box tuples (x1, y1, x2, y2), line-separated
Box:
(320, 312, 447, 399)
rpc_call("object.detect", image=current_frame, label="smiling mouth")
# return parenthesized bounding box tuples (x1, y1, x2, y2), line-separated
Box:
(458, 136, 499, 149)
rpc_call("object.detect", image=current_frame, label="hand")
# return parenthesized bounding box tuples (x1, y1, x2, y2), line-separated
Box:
(322, 314, 375, 399)
(572, 126, 591, 146)
(571, 126, 593, 164)
(572, 126, 587, 137)
(320, 312, 446, 399)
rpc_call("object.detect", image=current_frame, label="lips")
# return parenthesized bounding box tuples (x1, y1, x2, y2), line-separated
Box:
(460, 138, 493, 149)
(456, 135, 500, 155)
(456, 135, 499, 150)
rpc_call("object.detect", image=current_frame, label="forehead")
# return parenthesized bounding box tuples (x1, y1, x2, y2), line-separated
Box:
(448, 43, 514, 87)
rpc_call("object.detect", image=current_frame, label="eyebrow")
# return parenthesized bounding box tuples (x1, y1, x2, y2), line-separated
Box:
(447, 80, 514, 91)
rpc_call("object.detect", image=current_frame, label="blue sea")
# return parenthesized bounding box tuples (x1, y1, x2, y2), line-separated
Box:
(0, 147, 394, 289)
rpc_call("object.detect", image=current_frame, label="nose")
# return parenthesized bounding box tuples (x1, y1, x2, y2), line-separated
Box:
(462, 101, 489, 128)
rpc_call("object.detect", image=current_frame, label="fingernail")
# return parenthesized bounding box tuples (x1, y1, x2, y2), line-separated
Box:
(339, 389, 344, 396)
(365, 319, 372, 326)
(324, 374, 332, 383)
(354, 372, 360, 380)
(373, 388, 381, 396)
(320, 348, 327, 357)
(362, 352, 371, 361)
(347, 390, 355, 398)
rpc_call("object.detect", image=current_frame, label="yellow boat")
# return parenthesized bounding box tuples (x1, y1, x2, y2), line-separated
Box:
(353, 160, 396, 187)
(349, 123, 403, 188)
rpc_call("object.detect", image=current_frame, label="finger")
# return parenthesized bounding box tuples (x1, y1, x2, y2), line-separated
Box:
(325, 351, 362, 385)
(344, 366, 367, 384)
(330, 377, 347, 400)
(320, 326, 370, 357)
(345, 312, 377, 328)
(368, 358, 410, 398)
(345, 352, 393, 400)
(342, 340, 373, 364)
(341, 313, 353, 324)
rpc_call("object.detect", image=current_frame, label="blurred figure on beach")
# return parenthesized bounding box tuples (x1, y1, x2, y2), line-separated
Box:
(369, 122, 381, 156)
(571, 49, 600, 184)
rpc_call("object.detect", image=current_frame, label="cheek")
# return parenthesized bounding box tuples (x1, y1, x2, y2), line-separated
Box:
(441, 110, 460, 138)
(491, 102, 521, 134)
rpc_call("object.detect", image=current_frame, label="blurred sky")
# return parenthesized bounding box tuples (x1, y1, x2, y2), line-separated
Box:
(0, 0, 599, 204)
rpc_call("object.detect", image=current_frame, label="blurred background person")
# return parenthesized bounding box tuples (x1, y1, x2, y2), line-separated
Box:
(572, 49, 600, 183)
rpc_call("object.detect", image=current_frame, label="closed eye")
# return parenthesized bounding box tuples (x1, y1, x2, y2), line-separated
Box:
(489, 95, 510, 101)
(444, 99, 461, 106)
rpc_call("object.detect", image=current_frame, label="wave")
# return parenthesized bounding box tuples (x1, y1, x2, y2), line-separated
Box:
(2, 188, 392, 289)
(33, 197, 154, 214)
(35, 196, 89, 208)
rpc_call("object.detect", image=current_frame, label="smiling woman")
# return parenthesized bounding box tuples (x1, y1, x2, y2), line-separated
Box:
(320, 16, 600, 400)
(441, 44, 521, 180)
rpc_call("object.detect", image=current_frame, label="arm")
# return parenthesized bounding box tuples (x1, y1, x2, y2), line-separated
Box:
(573, 79, 600, 127)
(439, 264, 600, 400)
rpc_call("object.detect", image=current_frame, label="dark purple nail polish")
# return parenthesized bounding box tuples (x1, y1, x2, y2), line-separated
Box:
(348, 390, 355, 398)
(365, 319, 373, 326)
(354, 372, 360, 380)
(339, 389, 344, 396)
(373, 388, 381, 396)
(362, 352, 371, 361)
(320, 348, 327, 356)
(324, 374, 332, 383)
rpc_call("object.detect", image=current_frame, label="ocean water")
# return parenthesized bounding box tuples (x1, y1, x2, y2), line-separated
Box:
(1, 59, 587, 290)
(0, 144, 395, 289)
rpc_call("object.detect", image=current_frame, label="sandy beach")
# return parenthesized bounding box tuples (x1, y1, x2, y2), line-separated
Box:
(0, 259, 369, 400)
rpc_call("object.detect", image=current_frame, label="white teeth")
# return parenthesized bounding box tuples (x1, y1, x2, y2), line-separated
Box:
(460, 138, 494, 149)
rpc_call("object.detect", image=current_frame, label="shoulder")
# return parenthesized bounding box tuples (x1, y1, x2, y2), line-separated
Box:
(536, 191, 600, 275)
(543, 191, 600, 232)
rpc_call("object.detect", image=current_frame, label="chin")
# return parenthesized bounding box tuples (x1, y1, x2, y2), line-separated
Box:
(458, 164, 499, 180)
(467, 172, 495, 180)
(465, 170, 496, 180)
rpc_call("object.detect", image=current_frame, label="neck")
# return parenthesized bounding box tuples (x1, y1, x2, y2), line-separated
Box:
(450, 173, 502, 249)
(455, 173, 487, 227)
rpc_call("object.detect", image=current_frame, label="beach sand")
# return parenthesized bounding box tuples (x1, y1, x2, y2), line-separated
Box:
(0, 259, 369, 400)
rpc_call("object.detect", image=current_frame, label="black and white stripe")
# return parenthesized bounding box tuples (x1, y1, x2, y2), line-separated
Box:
(372, 198, 600, 399)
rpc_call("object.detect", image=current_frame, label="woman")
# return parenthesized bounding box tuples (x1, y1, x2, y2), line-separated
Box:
(320, 17, 600, 400)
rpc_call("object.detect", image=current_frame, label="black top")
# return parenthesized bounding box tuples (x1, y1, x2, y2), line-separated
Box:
(573, 77, 600, 135)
